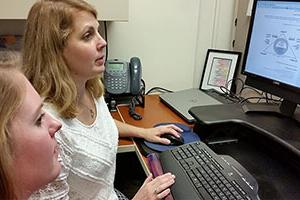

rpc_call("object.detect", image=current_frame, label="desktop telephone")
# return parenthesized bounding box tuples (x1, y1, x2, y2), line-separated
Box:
(104, 57, 142, 95)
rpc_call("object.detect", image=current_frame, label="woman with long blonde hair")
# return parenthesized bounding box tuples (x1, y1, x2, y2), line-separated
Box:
(23, 0, 182, 199)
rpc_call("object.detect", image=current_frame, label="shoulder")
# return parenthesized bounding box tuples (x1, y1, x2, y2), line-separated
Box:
(95, 95, 106, 104)
(95, 96, 109, 110)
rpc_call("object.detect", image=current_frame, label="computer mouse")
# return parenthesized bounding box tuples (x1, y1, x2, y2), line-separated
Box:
(161, 134, 184, 146)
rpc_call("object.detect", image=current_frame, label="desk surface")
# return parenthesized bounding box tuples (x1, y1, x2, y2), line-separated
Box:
(114, 95, 191, 174)
(117, 95, 191, 127)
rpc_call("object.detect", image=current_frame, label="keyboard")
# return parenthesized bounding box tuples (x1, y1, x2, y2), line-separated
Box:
(159, 141, 259, 200)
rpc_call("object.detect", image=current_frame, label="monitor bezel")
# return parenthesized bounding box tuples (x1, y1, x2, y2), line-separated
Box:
(241, 0, 300, 117)
(242, 0, 300, 103)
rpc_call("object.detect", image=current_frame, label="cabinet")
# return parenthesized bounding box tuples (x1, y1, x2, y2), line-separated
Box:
(0, 0, 128, 21)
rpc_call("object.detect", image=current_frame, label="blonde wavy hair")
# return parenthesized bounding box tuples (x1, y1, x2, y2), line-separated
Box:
(22, 0, 104, 119)
(0, 51, 23, 199)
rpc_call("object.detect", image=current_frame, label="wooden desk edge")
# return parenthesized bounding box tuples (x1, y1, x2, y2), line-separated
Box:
(112, 104, 150, 174)
(114, 95, 191, 175)
(133, 140, 151, 175)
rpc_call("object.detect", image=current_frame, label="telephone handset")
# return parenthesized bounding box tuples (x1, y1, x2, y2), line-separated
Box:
(104, 57, 142, 95)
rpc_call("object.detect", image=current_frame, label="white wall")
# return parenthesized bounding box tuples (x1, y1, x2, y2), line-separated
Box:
(107, 0, 237, 92)
(0, 0, 237, 93)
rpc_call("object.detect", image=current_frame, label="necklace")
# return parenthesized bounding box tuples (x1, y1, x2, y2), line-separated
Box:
(81, 103, 95, 119)
(78, 92, 96, 120)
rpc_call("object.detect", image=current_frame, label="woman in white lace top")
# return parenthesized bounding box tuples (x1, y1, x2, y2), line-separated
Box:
(22, 0, 182, 199)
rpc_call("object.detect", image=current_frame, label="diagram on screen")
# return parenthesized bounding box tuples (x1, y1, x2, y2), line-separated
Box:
(261, 32, 299, 63)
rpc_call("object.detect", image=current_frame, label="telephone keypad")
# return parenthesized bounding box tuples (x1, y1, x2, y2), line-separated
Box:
(105, 74, 129, 94)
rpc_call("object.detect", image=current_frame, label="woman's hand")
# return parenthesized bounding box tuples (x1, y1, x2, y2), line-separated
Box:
(142, 124, 183, 145)
(132, 173, 175, 200)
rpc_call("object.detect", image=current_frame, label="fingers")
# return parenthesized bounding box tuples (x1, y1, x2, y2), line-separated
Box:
(153, 125, 184, 144)
(133, 172, 175, 200)
(153, 173, 175, 190)
(167, 124, 183, 133)
(152, 173, 175, 199)
(144, 125, 184, 144)
(159, 137, 172, 145)
(156, 188, 171, 199)
(161, 125, 183, 138)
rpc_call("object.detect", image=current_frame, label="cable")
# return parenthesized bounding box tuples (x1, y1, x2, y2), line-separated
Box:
(141, 79, 146, 95)
(230, 78, 244, 94)
(264, 92, 269, 104)
(225, 77, 244, 94)
(265, 92, 282, 104)
(235, 77, 246, 94)
(128, 79, 145, 120)
(129, 97, 142, 120)
(215, 77, 283, 106)
(214, 78, 244, 102)
(239, 86, 263, 96)
(146, 87, 173, 95)
(239, 96, 265, 104)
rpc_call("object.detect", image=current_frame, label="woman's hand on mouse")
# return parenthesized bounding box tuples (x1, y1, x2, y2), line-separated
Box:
(115, 120, 182, 144)
(132, 173, 175, 200)
(142, 124, 183, 145)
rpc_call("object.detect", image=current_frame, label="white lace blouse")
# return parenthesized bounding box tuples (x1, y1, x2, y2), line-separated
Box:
(29, 96, 119, 200)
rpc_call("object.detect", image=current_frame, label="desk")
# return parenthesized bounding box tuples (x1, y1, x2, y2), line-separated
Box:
(113, 95, 191, 174)
(115, 95, 300, 199)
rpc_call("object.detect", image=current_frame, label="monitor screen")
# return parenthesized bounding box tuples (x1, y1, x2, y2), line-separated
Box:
(242, 0, 300, 117)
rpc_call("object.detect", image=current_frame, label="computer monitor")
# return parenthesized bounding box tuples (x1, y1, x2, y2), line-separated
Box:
(242, 0, 300, 118)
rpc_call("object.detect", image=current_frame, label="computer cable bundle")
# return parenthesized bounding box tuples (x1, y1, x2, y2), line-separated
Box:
(222, 77, 283, 105)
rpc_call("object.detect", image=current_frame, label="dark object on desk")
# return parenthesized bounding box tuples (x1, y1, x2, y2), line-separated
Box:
(143, 123, 200, 153)
(128, 92, 145, 120)
(105, 94, 130, 112)
(159, 141, 259, 200)
(188, 104, 300, 199)
(161, 133, 184, 146)
(129, 99, 142, 120)
(104, 78, 145, 117)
